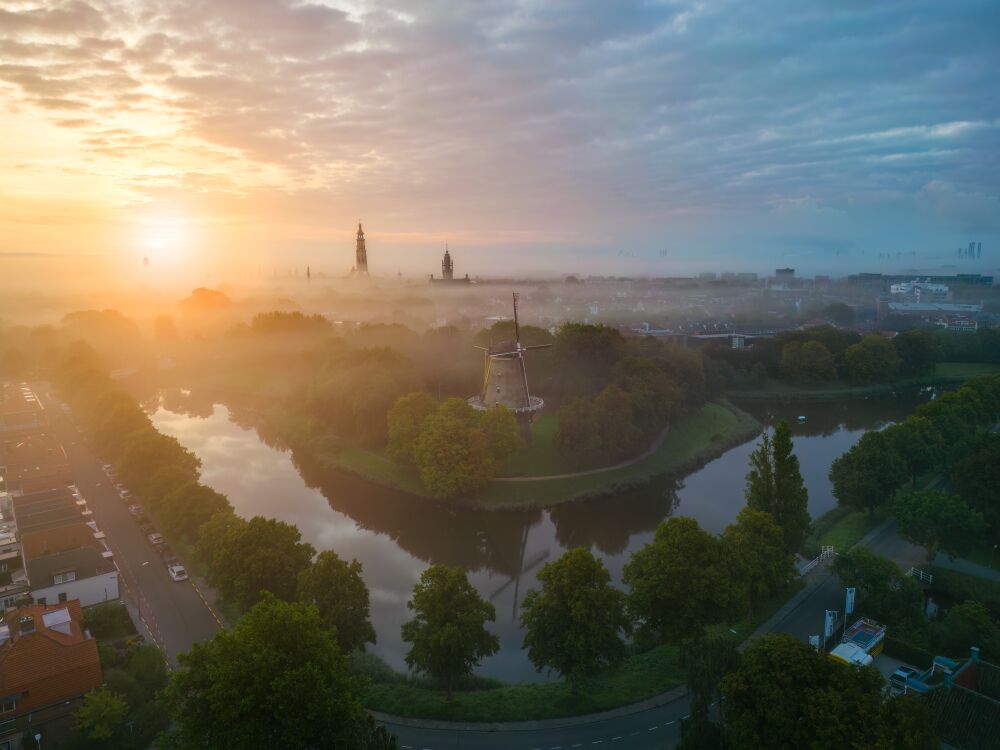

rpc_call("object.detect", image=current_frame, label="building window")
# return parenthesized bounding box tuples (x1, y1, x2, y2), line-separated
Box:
(0, 698, 15, 714)
(53, 571, 76, 584)
(58, 592, 68, 603)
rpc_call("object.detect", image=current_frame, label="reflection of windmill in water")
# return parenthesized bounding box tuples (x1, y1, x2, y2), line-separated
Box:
(469, 292, 551, 442)
(488, 523, 550, 622)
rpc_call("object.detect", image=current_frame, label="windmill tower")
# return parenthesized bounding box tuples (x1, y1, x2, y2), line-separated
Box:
(469, 292, 550, 441)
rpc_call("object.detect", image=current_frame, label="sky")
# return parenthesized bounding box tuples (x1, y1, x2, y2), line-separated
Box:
(1, 0, 999, 283)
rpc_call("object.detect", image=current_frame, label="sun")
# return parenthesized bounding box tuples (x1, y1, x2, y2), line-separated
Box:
(135, 213, 194, 266)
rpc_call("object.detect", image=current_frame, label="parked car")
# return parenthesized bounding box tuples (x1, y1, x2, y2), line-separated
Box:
(889, 666, 919, 693)
(139, 522, 155, 536)
(127, 504, 144, 517)
(162, 551, 180, 566)
(168, 565, 189, 582)
(148, 532, 165, 546)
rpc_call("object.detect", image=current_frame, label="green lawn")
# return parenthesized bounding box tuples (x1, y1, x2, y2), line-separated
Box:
(363, 644, 683, 722)
(933, 362, 1000, 378)
(499, 413, 577, 477)
(326, 400, 762, 509)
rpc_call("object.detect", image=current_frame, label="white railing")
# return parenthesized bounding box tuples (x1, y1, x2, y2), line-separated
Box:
(908, 567, 934, 585)
(800, 545, 836, 576)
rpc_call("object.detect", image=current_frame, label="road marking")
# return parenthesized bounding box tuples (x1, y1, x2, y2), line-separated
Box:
(648, 726, 658, 731)
(591, 742, 602, 746)
(665, 720, 675, 726)
(571, 744, 582, 748)
(612, 737, 622, 741)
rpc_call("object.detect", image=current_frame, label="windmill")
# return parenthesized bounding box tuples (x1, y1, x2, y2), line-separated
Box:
(469, 292, 550, 441)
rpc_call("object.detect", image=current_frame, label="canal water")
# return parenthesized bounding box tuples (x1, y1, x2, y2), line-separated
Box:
(151, 391, 926, 682)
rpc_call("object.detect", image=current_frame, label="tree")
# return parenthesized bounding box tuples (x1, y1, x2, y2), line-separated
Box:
(478, 404, 522, 464)
(883, 416, 943, 487)
(206, 516, 315, 611)
(163, 596, 386, 749)
(75, 688, 127, 742)
(833, 547, 922, 625)
(127, 644, 168, 703)
(891, 489, 986, 561)
(829, 430, 906, 516)
(594, 383, 642, 461)
(723, 508, 795, 614)
(555, 398, 604, 467)
(953, 432, 1000, 538)
(720, 635, 936, 750)
(413, 398, 500, 498)
(612, 356, 682, 436)
(386, 391, 438, 465)
(744, 421, 810, 553)
(936, 600, 1000, 659)
(780, 341, 836, 384)
(297, 550, 376, 653)
(678, 633, 738, 749)
(520, 548, 630, 693)
(845, 335, 902, 384)
(893, 329, 941, 376)
(158, 481, 232, 541)
(623, 518, 736, 642)
(401, 566, 499, 698)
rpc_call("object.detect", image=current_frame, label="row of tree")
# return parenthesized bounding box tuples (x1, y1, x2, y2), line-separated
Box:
(830, 374, 1000, 559)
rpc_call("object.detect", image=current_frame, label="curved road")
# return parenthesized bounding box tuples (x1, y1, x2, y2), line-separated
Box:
(375, 697, 688, 750)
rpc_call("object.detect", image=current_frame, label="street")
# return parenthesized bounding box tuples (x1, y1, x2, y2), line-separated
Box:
(40, 386, 224, 662)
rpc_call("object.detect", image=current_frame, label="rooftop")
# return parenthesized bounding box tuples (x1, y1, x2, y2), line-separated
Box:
(0, 433, 70, 492)
(0, 599, 101, 717)
(26, 546, 115, 589)
(11, 490, 81, 535)
(21, 522, 104, 562)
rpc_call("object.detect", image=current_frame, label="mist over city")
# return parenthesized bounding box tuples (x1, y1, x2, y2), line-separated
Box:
(2, 2, 1000, 750)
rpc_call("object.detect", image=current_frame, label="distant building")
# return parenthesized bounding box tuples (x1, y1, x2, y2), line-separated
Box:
(775, 268, 795, 280)
(890, 279, 952, 302)
(429, 246, 470, 284)
(878, 299, 982, 327)
(0, 600, 103, 748)
(354, 223, 368, 275)
(0, 384, 48, 437)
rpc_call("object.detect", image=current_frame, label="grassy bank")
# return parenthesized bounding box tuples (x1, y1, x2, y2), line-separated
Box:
(325, 400, 762, 509)
(362, 575, 805, 722)
(801, 507, 885, 559)
(499, 413, 576, 477)
(362, 644, 683, 722)
(732, 362, 1000, 401)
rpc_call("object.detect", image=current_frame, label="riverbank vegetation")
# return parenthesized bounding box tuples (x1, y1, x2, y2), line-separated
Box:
(705, 323, 1000, 397)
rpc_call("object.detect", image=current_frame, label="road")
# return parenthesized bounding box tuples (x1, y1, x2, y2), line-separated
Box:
(377, 702, 686, 750)
(39, 385, 224, 662)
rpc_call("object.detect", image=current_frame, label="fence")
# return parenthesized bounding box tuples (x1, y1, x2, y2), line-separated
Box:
(800, 545, 835, 576)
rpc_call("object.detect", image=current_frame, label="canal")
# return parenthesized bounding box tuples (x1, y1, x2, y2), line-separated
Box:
(151, 391, 927, 682)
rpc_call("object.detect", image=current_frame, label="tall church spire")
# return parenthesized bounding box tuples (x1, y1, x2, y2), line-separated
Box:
(355, 222, 369, 275)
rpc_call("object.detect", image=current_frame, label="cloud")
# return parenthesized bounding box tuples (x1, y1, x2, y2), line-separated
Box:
(0, 0, 998, 270)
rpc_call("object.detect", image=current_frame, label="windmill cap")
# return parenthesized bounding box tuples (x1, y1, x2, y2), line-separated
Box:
(489, 340, 518, 354)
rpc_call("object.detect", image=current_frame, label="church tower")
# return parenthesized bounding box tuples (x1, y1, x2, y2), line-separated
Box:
(442, 245, 454, 280)
(355, 223, 369, 275)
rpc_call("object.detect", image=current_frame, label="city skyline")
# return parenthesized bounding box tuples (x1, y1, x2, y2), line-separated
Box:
(1, 0, 998, 285)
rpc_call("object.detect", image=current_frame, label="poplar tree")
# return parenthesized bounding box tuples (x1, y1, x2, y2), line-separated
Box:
(744, 421, 811, 554)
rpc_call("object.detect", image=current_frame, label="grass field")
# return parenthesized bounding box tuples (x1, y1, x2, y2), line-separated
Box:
(801, 507, 884, 558)
(326, 400, 762, 509)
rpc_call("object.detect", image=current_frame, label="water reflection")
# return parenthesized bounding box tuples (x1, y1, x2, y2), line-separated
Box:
(151, 389, 928, 681)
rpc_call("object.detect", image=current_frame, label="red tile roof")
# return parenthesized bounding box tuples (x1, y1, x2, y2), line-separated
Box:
(0, 599, 102, 715)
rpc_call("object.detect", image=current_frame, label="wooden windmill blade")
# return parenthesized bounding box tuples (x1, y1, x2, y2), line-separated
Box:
(522, 343, 553, 351)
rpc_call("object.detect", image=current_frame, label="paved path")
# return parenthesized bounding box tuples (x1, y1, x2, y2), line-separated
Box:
(40, 385, 224, 663)
(494, 427, 671, 482)
(931, 553, 1000, 581)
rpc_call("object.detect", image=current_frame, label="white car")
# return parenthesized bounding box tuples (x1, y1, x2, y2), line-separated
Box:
(147, 532, 165, 546)
(168, 565, 188, 582)
(128, 504, 144, 517)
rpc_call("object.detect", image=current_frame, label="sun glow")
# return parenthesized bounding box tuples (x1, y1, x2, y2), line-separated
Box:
(135, 213, 195, 267)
